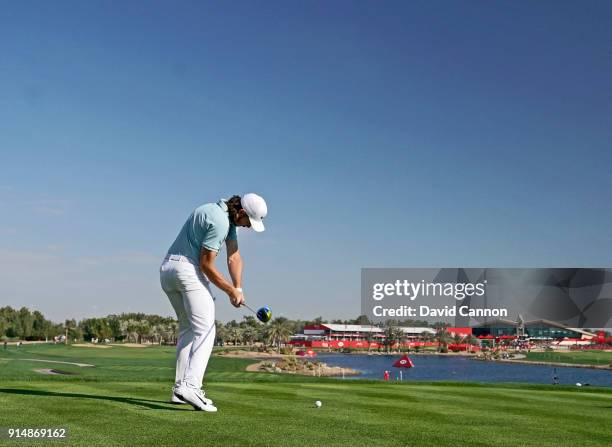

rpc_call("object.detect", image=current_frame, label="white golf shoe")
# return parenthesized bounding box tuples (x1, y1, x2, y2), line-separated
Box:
(173, 384, 217, 412)
(170, 385, 187, 404)
(171, 384, 214, 405)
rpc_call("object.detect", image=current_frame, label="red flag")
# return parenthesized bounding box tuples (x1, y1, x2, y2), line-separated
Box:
(393, 354, 414, 368)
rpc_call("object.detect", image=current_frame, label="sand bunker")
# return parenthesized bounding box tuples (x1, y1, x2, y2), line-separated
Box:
(34, 368, 74, 375)
(72, 344, 112, 349)
(0, 358, 93, 367)
(110, 343, 149, 348)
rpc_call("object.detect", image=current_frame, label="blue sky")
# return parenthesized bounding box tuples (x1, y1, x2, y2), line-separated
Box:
(1, 1, 611, 323)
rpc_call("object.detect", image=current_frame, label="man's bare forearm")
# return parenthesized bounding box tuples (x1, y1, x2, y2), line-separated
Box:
(228, 253, 243, 288)
(201, 262, 235, 295)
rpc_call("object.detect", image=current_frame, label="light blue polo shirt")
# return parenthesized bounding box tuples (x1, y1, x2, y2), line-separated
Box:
(167, 200, 237, 263)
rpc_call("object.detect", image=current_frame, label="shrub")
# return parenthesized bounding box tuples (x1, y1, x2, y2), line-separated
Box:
(258, 361, 276, 372)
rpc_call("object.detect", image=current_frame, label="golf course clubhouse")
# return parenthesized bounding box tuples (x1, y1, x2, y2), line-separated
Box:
(291, 324, 439, 349)
(289, 321, 596, 350)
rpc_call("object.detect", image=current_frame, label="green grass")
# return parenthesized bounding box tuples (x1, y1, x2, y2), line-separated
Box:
(1, 344, 611, 446)
(523, 350, 612, 366)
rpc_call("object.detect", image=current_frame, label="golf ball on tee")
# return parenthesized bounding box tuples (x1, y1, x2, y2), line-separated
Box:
(315, 400, 322, 408)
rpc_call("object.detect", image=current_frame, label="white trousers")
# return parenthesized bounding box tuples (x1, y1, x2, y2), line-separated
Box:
(159, 257, 216, 389)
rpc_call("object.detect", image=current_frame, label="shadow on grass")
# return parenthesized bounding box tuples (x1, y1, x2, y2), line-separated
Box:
(0, 388, 191, 411)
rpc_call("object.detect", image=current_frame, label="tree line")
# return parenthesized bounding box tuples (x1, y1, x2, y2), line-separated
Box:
(0, 306, 58, 340)
(0, 307, 179, 344)
(0, 305, 477, 350)
(0, 306, 379, 346)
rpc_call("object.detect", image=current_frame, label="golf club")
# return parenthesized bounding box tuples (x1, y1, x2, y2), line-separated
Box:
(242, 303, 272, 323)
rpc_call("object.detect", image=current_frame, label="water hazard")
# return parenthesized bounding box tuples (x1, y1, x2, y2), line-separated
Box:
(318, 353, 612, 387)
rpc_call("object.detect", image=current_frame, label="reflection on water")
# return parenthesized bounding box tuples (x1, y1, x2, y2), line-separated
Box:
(318, 353, 612, 387)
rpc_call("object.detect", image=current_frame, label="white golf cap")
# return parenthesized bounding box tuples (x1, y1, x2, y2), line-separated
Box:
(242, 193, 267, 232)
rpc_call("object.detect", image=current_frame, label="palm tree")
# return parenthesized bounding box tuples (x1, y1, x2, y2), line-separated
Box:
(228, 327, 243, 346)
(435, 328, 452, 353)
(397, 328, 408, 350)
(126, 319, 140, 343)
(141, 321, 152, 344)
(151, 324, 165, 344)
(241, 315, 260, 329)
(366, 331, 375, 353)
(215, 321, 228, 346)
(383, 327, 402, 353)
(119, 320, 129, 342)
(64, 319, 77, 344)
(264, 318, 293, 353)
(464, 334, 480, 352)
(162, 322, 178, 345)
(242, 327, 258, 346)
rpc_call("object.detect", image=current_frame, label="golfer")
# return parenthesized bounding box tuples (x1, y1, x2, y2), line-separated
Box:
(160, 193, 267, 412)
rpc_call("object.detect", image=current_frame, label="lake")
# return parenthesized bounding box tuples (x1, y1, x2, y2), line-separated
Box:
(318, 353, 612, 387)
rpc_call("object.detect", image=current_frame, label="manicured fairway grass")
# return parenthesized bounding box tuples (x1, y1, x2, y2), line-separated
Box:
(1, 345, 611, 446)
(523, 350, 612, 366)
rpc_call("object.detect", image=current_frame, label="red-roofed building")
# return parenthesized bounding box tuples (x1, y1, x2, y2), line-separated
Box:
(290, 324, 473, 349)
